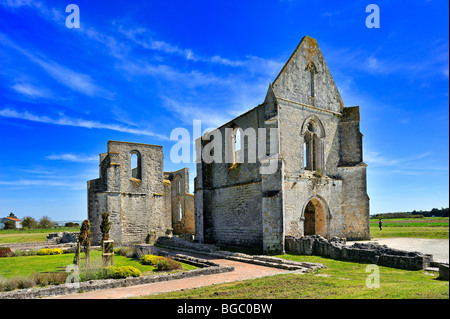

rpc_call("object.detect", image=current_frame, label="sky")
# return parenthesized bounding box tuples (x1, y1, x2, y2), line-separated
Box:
(0, 0, 448, 222)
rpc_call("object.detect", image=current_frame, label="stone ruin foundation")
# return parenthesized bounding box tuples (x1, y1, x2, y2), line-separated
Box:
(285, 235, 434, 271)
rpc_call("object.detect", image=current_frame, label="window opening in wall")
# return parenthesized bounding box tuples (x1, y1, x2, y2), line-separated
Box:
(229, 124, 242, 164)
(235, 127, 241, 163)
(303, 119, 323, 172)
(178, 202, 182, 221)
(131, 152, 141, 179)
(303, 142, 308, 169)
(309, 69, 314, 97)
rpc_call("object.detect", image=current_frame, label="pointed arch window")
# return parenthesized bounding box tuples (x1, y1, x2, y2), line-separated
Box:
(177, 202, 182, 221)
(302, 116, 325, 172)
(306, 62, 317, 99)
(229, 124, 242, 164)
(131, 151, 141, 179)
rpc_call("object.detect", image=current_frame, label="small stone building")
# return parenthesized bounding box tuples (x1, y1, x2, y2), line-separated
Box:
(164, 168, 195, 235)
(195, 36, 370, 254)
(88, 141, 172, 245)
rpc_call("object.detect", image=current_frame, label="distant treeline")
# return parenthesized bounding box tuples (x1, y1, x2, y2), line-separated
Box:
(372, 207, 449, 219)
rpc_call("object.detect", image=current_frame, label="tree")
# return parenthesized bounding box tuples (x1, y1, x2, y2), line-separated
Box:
(74, 219, 93, 268)
(8, 212, 17, 219)
(64, 222, 79, 228)
(21, 216, 38, 229)
(100, 212, 113, 267)
(100, 212, 111, 242)
(39, 216, 56, 229)
(4, 220, 15, 230)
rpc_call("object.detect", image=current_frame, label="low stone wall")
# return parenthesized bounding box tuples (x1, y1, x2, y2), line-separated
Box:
(47, 232, 78, 244)
(285, 235, 433, 271)
(438, 264, 449, 281)
(0, 253, 233, 299)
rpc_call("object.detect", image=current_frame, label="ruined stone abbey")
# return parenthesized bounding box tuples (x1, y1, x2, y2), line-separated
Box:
(88, 36, 370, 253)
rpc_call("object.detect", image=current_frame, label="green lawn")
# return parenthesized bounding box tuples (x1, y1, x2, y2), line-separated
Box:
(0, 250, 197, 279)
(369, 217, 448, 239)
(144, 254, 449, 299)
(0, 228, 79, 244)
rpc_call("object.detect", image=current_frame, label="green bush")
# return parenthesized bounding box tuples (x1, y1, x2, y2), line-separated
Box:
(115, 246, 136, 258)
(32, 272, 67, 286)
(0, 247, 12, 258)
(155, 256, 182, 271)
(141, 254, 165, 265)
(37, 248, 63, 255)
(104, 266, 142, 279)
(11, 249, 39, 257)
(0, 272, 68, 292)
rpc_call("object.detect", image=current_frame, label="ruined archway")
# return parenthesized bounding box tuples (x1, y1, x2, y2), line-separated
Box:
(302, 197, 328, 237)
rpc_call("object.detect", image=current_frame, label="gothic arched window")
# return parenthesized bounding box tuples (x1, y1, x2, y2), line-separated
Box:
(302, 116, 325, 172)
(306, 62, 317, 99)
(131, 151, 141, 179)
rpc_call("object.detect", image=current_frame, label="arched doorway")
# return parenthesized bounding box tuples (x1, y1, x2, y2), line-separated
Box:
(303, 197, 328, 237)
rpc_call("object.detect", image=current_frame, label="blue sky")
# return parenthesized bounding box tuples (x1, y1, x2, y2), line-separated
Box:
(0, 0, 448, 222)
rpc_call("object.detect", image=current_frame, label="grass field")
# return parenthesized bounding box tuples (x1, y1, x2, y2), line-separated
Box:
(0, 228, 79, 244)
(370, 217, 448, 239)
(143, 254, 449, 299)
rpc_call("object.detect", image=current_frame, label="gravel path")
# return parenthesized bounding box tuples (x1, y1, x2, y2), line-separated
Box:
(47, 253, 290, 299)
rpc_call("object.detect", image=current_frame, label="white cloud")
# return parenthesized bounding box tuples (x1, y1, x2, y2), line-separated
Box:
(0, 33, 109, 98)
(161, 96, 232, 127)
(45, 154, 98, 162)
(0, 0, 64, 22)
(0, 108, 169, 140)
(11, 83, 52, 99)
(120, 60, 232, 88)
(0, 179, 85, 190)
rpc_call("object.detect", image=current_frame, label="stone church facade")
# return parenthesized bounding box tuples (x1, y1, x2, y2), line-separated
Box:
(87, 36, 370, 253)
(194, 36, 370, 254)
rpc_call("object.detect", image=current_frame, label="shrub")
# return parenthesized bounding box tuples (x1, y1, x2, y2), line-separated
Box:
(32, 272, 68, 286)
(1, 277, 18, 291)
(155, 256, 182, 271)
(11, 249, 39, 257)
(115, 246, 136, 258)
(38, 216, 56, 229)
(16, 276, 36, 289)
(141, 254, 165, 265)
(64, 222, 79, 228)
(4, 220, 16, 230)
(104, 266, 141, 279)
(37, 248, 63, 255)
(0, 247, 12, 258)
(22, 216, 38, 229)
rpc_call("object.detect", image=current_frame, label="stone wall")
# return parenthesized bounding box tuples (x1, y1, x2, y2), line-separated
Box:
(195, 36, 371, 255)
(88, 141, 172, 245)
(285, 236, 433, 270)
(46, 232, 78, 244)
(164, 168, 195, 235)
(438, 264, 449, 281)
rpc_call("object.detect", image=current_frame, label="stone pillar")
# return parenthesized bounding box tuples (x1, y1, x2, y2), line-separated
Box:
(261, 158, 284, 254)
